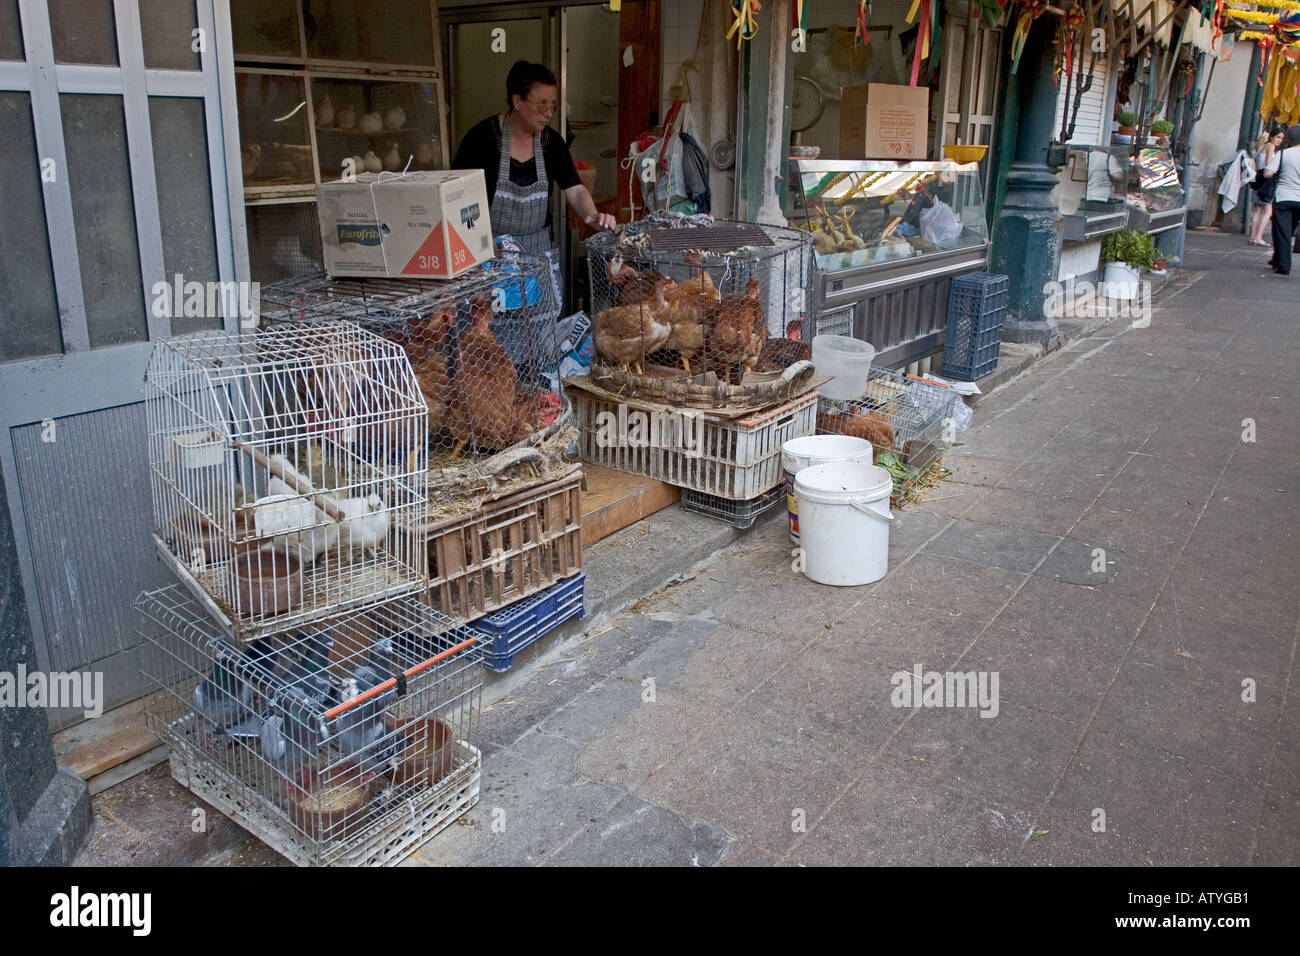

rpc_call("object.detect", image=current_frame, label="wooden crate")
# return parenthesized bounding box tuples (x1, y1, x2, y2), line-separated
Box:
(426, 473, 583, 622)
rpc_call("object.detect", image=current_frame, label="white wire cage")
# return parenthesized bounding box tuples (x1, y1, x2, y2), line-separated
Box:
(816, 366, 962, 502)
(145, 321, 429, 642)
(258, 254, 574, 467)
(584, 216, 814, 390)
(137, 585, 483, 867)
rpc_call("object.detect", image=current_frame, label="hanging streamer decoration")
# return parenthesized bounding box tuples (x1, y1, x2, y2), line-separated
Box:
(1010, 0, 1052, 75)
(857, 0, 873, 47)
(727, 0, 762, 49)
(1053, 2, 1087, 91)
(904, 0, 941, 86)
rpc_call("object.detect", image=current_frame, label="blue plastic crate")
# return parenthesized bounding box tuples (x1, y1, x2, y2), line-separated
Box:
(948, 272, 1009, 318)
(471, 572, 586, 672)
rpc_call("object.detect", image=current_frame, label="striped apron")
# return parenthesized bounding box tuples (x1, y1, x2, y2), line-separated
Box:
(489, 114, 563, 373)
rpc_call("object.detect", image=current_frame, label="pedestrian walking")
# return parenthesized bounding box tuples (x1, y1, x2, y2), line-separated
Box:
(1248, 128, 1284, 246)
(1263, 125, 1300, 276)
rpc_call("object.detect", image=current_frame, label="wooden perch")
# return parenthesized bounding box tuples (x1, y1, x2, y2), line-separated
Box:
(234, 438, 347, 523)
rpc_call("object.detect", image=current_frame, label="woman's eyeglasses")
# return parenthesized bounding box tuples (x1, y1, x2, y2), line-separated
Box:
(525, 98, 557, 116)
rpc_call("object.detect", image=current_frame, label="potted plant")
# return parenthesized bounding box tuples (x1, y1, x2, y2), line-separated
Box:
(1151, 119, 1173, 147)
(1116, 110, 1136, 138)
(1100, 229, 1156, 299)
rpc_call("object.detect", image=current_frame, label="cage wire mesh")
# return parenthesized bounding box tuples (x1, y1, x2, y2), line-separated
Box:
(816, 366, 962, 503)
(137, 584, 483, 867)
(145, 321, 429, 642)
(247, 202, 326, 284)
(585, 215, 814, 386)
(258, 255, 579, 519)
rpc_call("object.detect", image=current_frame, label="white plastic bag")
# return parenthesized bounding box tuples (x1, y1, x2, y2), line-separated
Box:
(920, 199, 963, 248)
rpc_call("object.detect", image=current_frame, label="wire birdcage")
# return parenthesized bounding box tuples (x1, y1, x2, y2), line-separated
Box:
(816, 366, 962, 502)
(585, 216, 814, 389)
(258, 256, 579, 517)
(137, 584, 483, 867)
(145, 321, 428, 642)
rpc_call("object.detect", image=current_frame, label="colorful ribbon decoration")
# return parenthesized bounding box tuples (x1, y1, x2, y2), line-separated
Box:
(1053, 2, 1086, 90)
(727, 0, 762, 49)
(1009, 0, 1051, 75)
(857, 0, 872, 47)
(905, 0, 932, 86)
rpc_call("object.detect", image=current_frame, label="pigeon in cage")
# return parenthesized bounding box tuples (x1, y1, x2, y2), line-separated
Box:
(258, 632, 336, 767)
(333, 666, 399, 779)
(703, 276, 767, 385)
(592, 274, 674, 375)
(191, 660, 253, 748)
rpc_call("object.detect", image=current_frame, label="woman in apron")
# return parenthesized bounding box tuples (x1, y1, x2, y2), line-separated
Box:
(453, 60, 614, 289)
(452, 61, 614, 378)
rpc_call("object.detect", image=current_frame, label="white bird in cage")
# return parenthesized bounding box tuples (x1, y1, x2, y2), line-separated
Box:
(335, 493, 389, 556)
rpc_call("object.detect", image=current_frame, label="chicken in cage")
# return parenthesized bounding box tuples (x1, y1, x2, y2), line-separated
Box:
(816, 366, 962, 503)
(258, 254, 570, 471)
(586, 216, 814, 389)
(137, 585, 484, 867)
(145, 321, 429, 642)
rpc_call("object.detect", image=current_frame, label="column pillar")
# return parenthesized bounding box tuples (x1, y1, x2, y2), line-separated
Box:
(991, 15, 1063, 351)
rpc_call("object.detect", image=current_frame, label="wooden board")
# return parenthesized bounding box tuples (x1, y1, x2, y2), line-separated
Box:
(580, 464, 679, 546)
(53, 698, 158, 783)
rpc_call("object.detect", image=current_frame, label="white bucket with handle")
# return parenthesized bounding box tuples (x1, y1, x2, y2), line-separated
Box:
(794, 462, 893, 586)
(781, 435, 874, 544)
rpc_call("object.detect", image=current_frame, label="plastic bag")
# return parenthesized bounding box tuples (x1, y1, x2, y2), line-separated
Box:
(948, 399, 973, 434)
(919, 199, 963, 248)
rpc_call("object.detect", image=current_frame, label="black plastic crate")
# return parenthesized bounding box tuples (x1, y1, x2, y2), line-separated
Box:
(680, 484, 786, 529)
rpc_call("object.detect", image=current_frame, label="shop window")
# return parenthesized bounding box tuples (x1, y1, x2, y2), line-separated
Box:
(59, 94, 148, 349)
(0, 92, 61, 362)
(49, 0, 119, 65)
(140, 0, 202, 71)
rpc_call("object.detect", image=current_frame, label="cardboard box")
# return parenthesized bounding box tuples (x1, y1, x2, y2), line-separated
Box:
(839, 84, 929, 160)
(316, 170, 493, 279)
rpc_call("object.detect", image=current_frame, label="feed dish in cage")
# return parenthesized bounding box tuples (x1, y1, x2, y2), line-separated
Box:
(258, 255, 570, 471)
(137, 585, 483, 866)
(815, 366, 960, 502)
(145, 321, 429, 642)
(585, 217, 814, 393)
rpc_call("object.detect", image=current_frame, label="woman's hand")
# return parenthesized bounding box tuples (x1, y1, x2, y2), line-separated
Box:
(585, 210, 617, 231)
(565, 183, 616, 231)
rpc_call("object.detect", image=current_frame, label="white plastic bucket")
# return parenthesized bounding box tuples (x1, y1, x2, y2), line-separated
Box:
(781, 435, 874, 544)
(794, 462, 893, 586)
(811, 335, 876, 400)
(1101, 261, 1140, 301)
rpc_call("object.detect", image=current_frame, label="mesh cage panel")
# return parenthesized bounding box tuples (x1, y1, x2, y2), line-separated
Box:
(585, 218, 814, 385)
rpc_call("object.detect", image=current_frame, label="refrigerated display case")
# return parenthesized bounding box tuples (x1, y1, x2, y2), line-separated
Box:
(786, 158, 991, 369)
(1123, 146, 1186, 235)
(1061, 146, 1131, 241)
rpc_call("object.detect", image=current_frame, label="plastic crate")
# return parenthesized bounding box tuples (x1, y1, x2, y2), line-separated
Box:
(472, 572, 586, 672)
(680, 484, 787, 529)
(574, 391, 818, 499)
(426, 472, 583, 622)
(943, 273, 1006, 382)
(947, 271, 1009, 317)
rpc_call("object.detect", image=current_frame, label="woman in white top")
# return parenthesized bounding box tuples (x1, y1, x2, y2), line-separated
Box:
(1263, 124, 1300, 276)
(1249, 128, 1284, 246)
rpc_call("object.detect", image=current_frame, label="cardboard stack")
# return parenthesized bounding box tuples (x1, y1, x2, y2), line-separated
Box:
(839, 84, 929, 160)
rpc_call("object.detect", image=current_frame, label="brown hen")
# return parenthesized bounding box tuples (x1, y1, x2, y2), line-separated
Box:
(447, 295, 536, 458)
(408, 307, 455, 432)
(703, 276, 766, 385)
(593, 275, 674, 374)
(661, 266, 720, 375)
